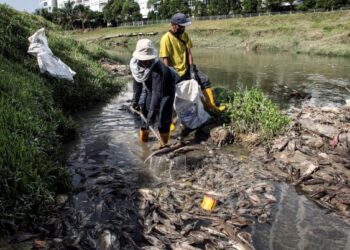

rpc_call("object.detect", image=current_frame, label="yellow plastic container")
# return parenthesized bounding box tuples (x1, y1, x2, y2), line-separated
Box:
(200, 194, 217, 211)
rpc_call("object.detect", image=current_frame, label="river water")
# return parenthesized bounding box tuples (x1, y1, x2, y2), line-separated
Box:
(110, 47, 350, 108)
(7, 49, 350, 249)
(54, 48, 350, 249)
(68, 49, 350, 249)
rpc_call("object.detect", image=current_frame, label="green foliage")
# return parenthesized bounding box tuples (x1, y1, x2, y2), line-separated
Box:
(230, 29, 249, 37)
(241, 0, 261, 13)
(219, 89, 290, 140)
(157, 0, 191, 19)
(121, 0, 142, 21)
(0, 57, 72, 232)
(103, 0, 142, 26)
(0, 4, 126, 233)
(36, 1, 107, 29)
(193, 0, 208, 17)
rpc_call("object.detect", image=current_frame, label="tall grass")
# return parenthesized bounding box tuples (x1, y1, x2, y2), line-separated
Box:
(216, 88, 290, 141)
(74, 10, 350, 57)
(0, 4, 126, 234)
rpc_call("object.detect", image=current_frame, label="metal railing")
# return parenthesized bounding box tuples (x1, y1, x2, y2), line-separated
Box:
(117, 6, 350, 28)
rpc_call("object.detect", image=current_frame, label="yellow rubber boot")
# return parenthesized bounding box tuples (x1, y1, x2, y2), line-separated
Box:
(170, 123, 176, 132)
(202, 88, 226, 112)
(139, 129, 149, 142)
(159, 132, 170, 148)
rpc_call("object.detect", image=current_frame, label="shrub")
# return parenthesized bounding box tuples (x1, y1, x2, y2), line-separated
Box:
(218, 88, 290, 140)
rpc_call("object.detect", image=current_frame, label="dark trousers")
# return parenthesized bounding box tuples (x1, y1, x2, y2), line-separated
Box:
(140, 89, 174, 134)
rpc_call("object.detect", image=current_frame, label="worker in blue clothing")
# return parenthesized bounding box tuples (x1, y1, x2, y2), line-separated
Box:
(130, 39, 180, 147)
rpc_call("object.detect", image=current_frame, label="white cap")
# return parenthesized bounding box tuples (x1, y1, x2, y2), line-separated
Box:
(132, 39, 157, 61)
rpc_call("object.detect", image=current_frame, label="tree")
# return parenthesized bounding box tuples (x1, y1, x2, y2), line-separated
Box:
(157, 0, 191, 19)
(316, 0, 347, 9)
(103, 0, 141, 25)
(241, 0, 260, 13)
(74, 5, 92, 29)
(57, 0, 76, 29)
(121, 0, 142, 21)
(229, 0, 242, 14)
(103, 0, 124, 26)
(193, 0, 208, 16)
(264, 0, 282, 11)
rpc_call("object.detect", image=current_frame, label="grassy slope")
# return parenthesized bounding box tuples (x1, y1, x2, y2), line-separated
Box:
(0, 4, 126, 234)
(74, 10, 350, 57)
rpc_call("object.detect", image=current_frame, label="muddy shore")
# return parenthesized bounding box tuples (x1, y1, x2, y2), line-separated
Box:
(5, 61, 350, 250)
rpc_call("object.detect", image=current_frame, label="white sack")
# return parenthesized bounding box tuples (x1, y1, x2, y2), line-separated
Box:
(28, 28, 76, 81)
(174, 79, 210, 129)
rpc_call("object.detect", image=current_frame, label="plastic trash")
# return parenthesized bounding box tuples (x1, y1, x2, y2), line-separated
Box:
(174, 79, 210, 129)
(27, 28, 76, 81)
(200, 194, 217, 211)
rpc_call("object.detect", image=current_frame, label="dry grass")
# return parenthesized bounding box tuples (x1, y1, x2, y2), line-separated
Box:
(74, 10, 350, 57)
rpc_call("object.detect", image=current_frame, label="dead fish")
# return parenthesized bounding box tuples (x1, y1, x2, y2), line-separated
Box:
(168, 145, 204, 159)
(99, 230, 112, 250)
(204, 242, 218, 250)
(142, 247, 162, 250)
(257, 213, 269, 224)
(12, 232, 40, 243)
(236, 200, 251, 209)
(144, 142, 185, 162)
(227, 216, 253, 227)
(188, 230, 210, 243)
(200, 226, 227, 238)
(181, 221, 199, 236)
(248, 194, 261, 206)
(263, 193, 277, 203)
(237, 232, 253, 246)
(310, 189, 327, 199)
(154, 223, 178, 236)
(138, 188, 156, 201)
(336, 193, 350, 205)
(144, 235, 166, 249)
(95, 176, 114, 185)
(303, 178, 325, 185)
(172, 241, 202, 250)
(293, 163, 319, 185)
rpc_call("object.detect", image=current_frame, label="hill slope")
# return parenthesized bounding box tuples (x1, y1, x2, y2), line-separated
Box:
(0, 4, 126, 233)
(75, 10, 350, 57)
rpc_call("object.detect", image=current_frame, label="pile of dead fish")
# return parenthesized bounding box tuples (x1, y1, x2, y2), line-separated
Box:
(253, 104, 350, 218)
(15, 150, 278, 249)
(137, 152, 278, 250)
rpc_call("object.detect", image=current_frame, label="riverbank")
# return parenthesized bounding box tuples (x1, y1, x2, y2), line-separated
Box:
(13, 79, 348, 249)
(3, 55, 349, 249)
(74, 10, 350, 57)
(0, 4, 127, 235)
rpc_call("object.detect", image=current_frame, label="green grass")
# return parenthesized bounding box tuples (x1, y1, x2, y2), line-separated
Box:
(74, 10, 350, 57)
(215, 88, 290, 141)
(0, 4, 126, 234)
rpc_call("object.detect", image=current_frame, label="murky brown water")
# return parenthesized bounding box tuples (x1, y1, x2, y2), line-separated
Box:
(110, 47, 350, 109)
(57, 77, 349, 249)
(4, 50, 350, 249)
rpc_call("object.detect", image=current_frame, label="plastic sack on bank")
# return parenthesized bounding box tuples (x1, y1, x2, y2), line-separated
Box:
(174, 79, 210, 130)
(27, 28, 76, 81)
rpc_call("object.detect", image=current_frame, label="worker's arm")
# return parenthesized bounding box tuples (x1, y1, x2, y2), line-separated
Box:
(187, 48, 194, 65)
(132, 79, 143, 110)
(162, 57, 172, 67)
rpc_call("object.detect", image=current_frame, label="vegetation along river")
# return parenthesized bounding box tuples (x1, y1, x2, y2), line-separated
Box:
(27, 49, 350, 249)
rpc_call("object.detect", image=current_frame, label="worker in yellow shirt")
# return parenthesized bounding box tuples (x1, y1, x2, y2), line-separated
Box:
(159, 12, 225, 112)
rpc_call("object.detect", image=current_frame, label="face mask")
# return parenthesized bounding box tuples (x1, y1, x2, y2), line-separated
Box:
(138, 59, 154, 68)
(175, 25, 185, 35)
